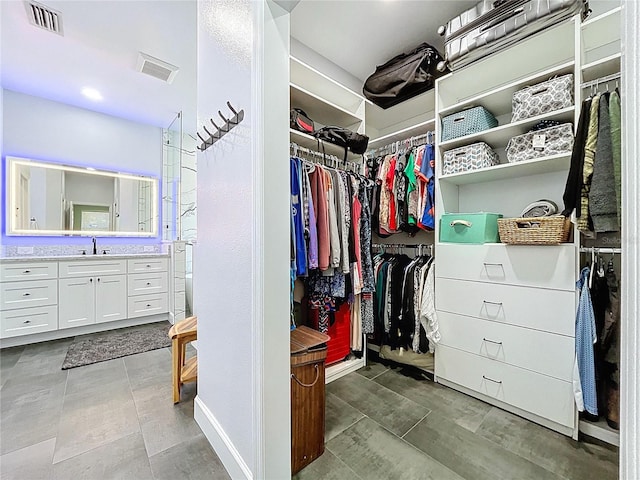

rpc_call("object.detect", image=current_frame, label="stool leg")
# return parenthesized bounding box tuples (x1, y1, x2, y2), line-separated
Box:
(172, 337, 180, 403)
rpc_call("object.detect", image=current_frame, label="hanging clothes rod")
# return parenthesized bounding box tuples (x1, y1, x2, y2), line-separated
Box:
(581, 72, 620, 89)
(372, 243, 434, 255)
(370, 131, 435, 157)
(290, 142, 361, 172)
(579, 247, 622, 254)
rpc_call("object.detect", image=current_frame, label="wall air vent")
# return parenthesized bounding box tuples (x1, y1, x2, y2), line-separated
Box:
(137, 52, 179, 84)
(24, 1, 63, 35)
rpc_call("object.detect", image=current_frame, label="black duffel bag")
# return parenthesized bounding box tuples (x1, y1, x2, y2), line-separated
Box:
(363, 43, 447, 109)
(313, 126, 369, 160)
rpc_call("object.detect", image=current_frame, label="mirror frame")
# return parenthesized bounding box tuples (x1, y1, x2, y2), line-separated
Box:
(5, 156, 159, 237)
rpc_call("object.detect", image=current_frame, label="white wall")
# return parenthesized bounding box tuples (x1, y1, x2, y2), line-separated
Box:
(193, 1, 291, 478)
(3, 90, 162, 175)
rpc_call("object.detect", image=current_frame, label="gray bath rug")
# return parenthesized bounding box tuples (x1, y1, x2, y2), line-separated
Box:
(61, 321, 171, 370)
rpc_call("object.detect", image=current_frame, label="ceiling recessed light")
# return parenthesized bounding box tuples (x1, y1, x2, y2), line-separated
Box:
(82, 87, 103, 101)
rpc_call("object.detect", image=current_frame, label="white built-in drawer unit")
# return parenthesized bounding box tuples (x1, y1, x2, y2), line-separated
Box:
(128, 294, 169, 318)
(127, 256, 169, 319)
(128, 273, 168, 296)
(436, 345, 575, 428)
(58, 259, 127, 278)
(437, 311, 574, 381)
(0, 279, 58, 311)
(0, 262, 58, 282)
(436, 277, 575, 336)
(436, 244, 575, 291)
(0, 305, 58, 338)
(128, 257, 169, 274)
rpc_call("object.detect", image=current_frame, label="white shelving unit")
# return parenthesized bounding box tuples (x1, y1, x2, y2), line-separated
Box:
(433, 16, 582, 439)
(576, 5, 622, 447)
(289, 55, 369, 383)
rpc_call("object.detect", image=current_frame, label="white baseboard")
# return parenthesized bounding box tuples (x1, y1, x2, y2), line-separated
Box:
(194, 396, 253, 480)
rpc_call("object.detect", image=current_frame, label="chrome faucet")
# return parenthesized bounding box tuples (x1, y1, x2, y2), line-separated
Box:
(92, 237, 97, 255)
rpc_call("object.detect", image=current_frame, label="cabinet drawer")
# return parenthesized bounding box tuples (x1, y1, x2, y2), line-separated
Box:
(0, 262, 58, 282)
(436, 277, 575, 336)
(58, 260, 126, 278)
(128, 293, 168, 318)
(0, 280, 58, 311)
(128, 273, 168, 296)
(435, 345, 574, 428)
(437, 311, 574, 381)
(0, 305, 58, 338)
(127, 257, 168, 274)
(436, 244, 575, 291)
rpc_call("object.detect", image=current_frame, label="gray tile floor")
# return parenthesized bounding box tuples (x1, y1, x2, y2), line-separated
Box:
(1, 337, 619, 480)
(0, 337, 230, 480)
(296, 357, 619, 480)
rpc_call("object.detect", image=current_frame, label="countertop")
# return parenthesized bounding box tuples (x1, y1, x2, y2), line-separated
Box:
(0, 253, 170, 262)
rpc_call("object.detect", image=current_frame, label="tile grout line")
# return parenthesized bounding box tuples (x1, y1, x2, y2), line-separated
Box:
(366, 367, 391, 382)
(325, 443, 367, 480)
(401, 410, 432, 439)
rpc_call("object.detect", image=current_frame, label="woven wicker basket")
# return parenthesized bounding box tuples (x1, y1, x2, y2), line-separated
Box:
(497, 216, 572, 245)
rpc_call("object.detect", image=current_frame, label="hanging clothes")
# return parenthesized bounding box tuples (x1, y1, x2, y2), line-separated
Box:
(575, 267, 598, 415)
(562, 97, 592, 217)
(590, 93, 619, 233)
(608, 89, 622, 228)
(578, 93, 601, 233)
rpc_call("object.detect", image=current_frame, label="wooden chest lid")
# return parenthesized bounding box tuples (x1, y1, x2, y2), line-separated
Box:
(290, 326, 330, 354)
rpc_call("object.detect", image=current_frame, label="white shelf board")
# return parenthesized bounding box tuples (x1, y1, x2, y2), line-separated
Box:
(439, 153, 571, 186)
(581, 53, 621, 83)
(326, 357, 365, 384)
(581, 6, 621, 52)
(290, 56, 364, 115)
(439, 106, 575, 151)
(439, 61, 575, 117)
(437, 19, 575, 107)
(369, 118, 436, 147)
(579, 419, 620, 446)
(290, 83, 363, 128)
(365, 89, 435, 132)
(290, 129, 363, 161)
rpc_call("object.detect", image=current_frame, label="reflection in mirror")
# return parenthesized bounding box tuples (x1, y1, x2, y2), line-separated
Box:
(6, 156, 158, 237)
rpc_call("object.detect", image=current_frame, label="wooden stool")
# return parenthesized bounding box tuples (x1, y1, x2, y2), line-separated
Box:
(168, 316, 198, 403)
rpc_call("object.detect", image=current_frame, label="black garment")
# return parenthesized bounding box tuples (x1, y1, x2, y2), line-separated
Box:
(562, 98, 592, 217)
(386, 255, 412, 350)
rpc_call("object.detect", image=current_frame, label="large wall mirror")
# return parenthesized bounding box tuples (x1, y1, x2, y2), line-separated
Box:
(6, 156, 158, 237)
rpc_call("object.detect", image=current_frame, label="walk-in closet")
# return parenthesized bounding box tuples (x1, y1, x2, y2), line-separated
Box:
(194, 1, 639, 478)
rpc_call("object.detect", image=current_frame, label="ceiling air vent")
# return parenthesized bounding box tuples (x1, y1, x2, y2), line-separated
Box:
(24, 1, 63, 35)
(137, 52, 179, 84)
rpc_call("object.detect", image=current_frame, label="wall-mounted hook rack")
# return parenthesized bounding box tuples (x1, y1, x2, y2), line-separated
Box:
(196, 101, 245, 152)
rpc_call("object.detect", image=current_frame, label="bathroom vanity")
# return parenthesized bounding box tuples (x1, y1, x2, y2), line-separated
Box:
(0, 254, 170, 347)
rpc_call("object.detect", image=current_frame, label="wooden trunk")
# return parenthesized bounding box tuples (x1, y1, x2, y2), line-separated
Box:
(290, 347, 327, 475)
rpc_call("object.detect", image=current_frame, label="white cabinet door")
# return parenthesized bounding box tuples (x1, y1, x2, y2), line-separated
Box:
(96, 275, 128, 324)
(58, 277, 95, 329)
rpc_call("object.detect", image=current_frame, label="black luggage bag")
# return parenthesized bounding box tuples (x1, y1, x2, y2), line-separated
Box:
(363, 43, 447, 110)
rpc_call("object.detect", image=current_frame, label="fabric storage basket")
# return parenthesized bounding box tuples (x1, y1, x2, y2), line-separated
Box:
(511, 74, 574, 122)
(497, 216, 572, 245)
(440, 212, 503, 244)
(442, 142, 499, 175)
(506, 123, 574, 163)
(441, 106, 498, 141)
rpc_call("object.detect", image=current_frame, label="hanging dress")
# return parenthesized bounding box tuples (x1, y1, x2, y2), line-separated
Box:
(575, 267, 598, 415)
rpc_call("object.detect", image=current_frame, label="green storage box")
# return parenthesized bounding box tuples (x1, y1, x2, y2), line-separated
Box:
(440, 212, 503, 244)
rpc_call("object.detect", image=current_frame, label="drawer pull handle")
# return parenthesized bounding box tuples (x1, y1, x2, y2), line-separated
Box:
(97, 278, 101, 282)
(90, 278, 93, 283)
(24, 270, 31, 273)
(146, 282, 151, 286)
(146, 304, 151, 307)
(483, 338, 503, 346)
(483, 300, 503, 306)
(23, 320, 31, 324)
(483, 375, 502, 384)
(450, 219, 472, 228)
(146, 265, 151, 268)
(483, 262, 503, 268)
(23, 293, 31, 297)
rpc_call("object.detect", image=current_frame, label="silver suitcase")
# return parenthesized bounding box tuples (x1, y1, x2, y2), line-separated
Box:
(437, 0, 589, 71)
